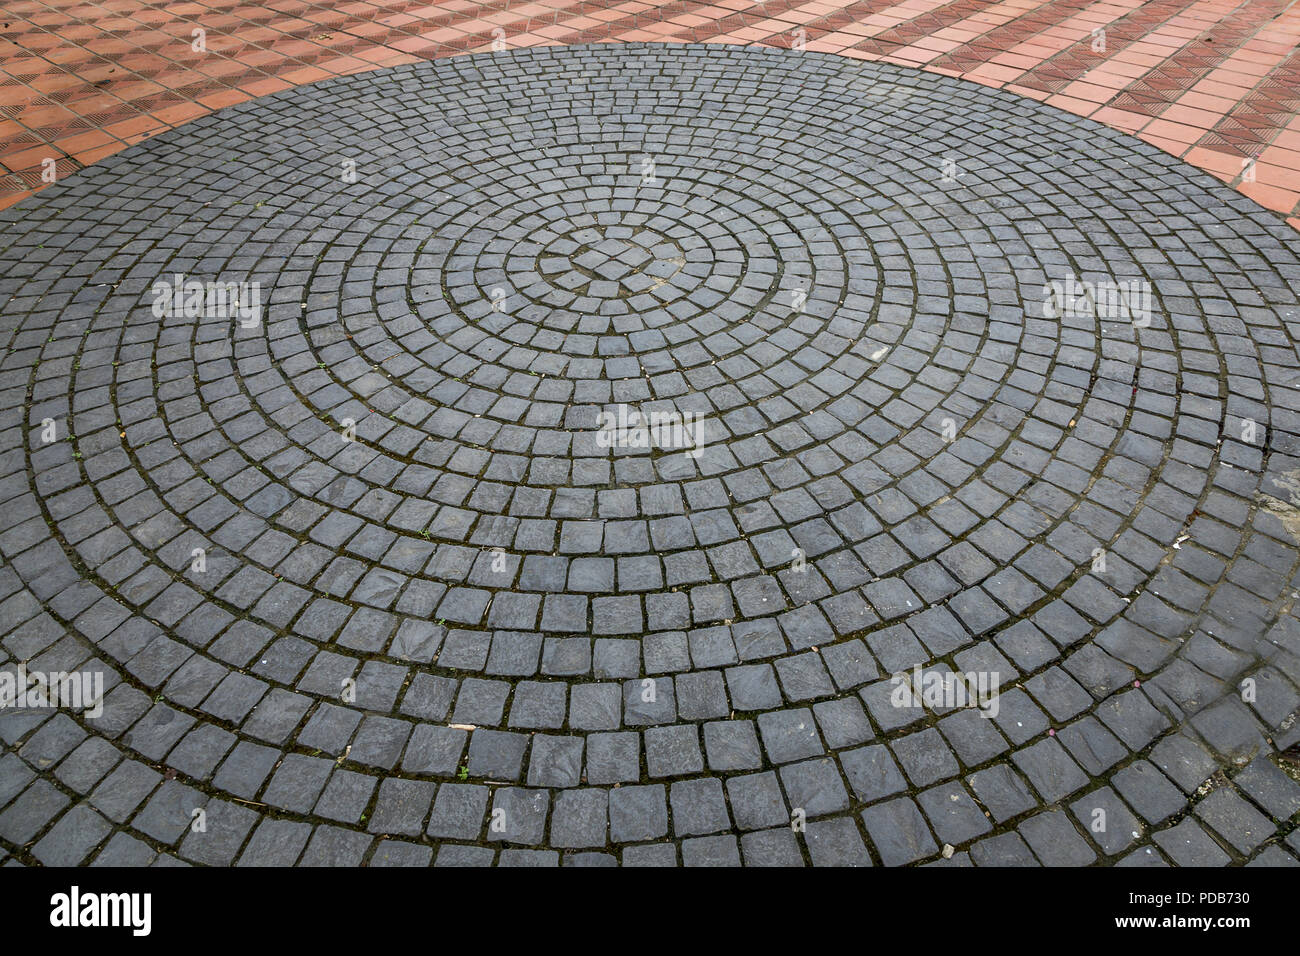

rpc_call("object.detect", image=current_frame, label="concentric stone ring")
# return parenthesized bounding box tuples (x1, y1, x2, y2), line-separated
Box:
(532, 222, 688, 302)
(2, 43, 1299, 868)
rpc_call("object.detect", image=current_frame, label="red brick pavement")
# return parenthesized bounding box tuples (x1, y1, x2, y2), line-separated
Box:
(1, 0, 1297, 229)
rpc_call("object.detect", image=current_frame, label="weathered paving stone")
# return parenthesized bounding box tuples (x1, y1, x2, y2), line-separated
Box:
(780, 758, 851, 818)
(727, 772, 788, 831)
(840, 745, 910, 805)
(550, 789, 608, 848)
(1110, 760, 1187, 825)
(314, 770, 377, 825)
(609, 785, 669, 843)
(236, 819, 312, 866)
(263, 754, 334, 813)
(132, 780, 207, 846)
(90, 832, 158, 867)
(860, 798, 939, 866)
(466, 730, 529, 781)
(569, 683, 622, 731)
(367, 779, 435, 836)
(299, 827, 373, 867)
(31, 805, 112, 866)
(1069, 787, 1143, 857)
(757, 708, 824, 764)
(1153, 819, 1233, 867)
(211, 742, 279, 801)
(938, 709, 1009, 767)
(1193, 787, 1275, 855)
(916, 783, 993, 847)
(435, 845, 494, 867)
(966, 764, 1038, 824)
(670, 778, 732, 837)
(970, 832, 1039, 867)
(741, 828, 806, 867)
(369, 839, 434, 868)
(527, 735, 584, 788)
(703, 721, 763, 772)
(1, 41, 1297, 867)
(488, 788, 549, 845)
(0, 754, 35, 810)
(51, 738, 120, 795)
(805, 817, 873, 867)
(1245, 846, 1300, 868)
(1011, 738, 1090, 804)
(1018, 810, 1097, 866)
(892, 728, 961, 788)
(585, 731, 641, 785)
(402, 725, 468, 776)
(1235, 756, 1300, 820)
(179, 800, 259, 866)
(645, 725, 704, 778)
(426, 784, 490, 841)
(812, 698, 875, 750)
(622, 843, 678, 867)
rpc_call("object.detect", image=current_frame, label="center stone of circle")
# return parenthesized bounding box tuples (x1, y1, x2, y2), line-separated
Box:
(538, 225, 685, 298)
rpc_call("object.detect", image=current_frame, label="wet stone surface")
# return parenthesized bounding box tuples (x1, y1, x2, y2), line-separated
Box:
(1, 44, 1299, 866)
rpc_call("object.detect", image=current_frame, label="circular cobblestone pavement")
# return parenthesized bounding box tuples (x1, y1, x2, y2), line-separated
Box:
(2, 44, 1300, 868)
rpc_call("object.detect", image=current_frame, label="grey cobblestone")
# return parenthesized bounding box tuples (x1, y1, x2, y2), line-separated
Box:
(0, 41, 1296, 867)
